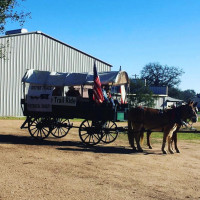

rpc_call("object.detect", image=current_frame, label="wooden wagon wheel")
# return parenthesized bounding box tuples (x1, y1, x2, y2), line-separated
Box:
(28, 117, 51, 140)
(79, 120, 103, 146)
(101, 121, 119, 143)
(50, 118, 71, 138)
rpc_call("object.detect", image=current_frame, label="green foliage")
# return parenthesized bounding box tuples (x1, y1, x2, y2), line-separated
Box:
(141, 62, 184, 88)
(140, 62, 197, 102)
(128, 78, 155, 108)
(181, 89, 196, 102)
(0, 38, 9, 59)
(168, 87, 196, 102)
(168, 87, 183, 99)
(0, 0, 30, 33)
(0, 0, 30, 59)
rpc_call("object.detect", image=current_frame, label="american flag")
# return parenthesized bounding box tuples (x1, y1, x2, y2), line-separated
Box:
(93, 61, 104, 103)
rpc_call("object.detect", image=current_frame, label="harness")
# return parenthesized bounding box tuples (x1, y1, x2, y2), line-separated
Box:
(131, 104, 196, 133)
(143, 107, 182, 131)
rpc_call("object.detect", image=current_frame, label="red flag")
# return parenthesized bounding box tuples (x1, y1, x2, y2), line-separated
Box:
(93, 61, 104, 103)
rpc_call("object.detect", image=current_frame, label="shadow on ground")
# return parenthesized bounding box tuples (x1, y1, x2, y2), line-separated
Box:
(0, 133, 162, 155)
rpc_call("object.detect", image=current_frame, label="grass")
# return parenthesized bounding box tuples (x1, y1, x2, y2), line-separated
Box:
(0, 116, 26, 120)
(198, 116, 200, 122)
(150, 131, 200, 140)
(1, 117, 200, 141)
(118, 131, 200, 142)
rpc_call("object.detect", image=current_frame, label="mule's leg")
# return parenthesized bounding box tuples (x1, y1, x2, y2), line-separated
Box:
(167, 124, 178, 154)
(168, 135, 174, 154)
(128, 130, 137, 151)
(135, 127, 143, 152)
(147, 130, 152, 149)
(162, 130, 168, 154)
(139, 129, 145, 149)
(127, 120, 137, 151)
(140, 131, 144, 146)
(173, 126, 180, 153)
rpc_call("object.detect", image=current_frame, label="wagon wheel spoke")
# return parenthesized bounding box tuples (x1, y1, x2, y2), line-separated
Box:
(101, 121, 118, 144)
(32, 128, 38, 137)
(39, 129, 43, 138)
(41, 127, 49, 137)
(83, 133, 90, 141)
(51, 118, 71, 138)
(28, 117, 51, 140)
(79, 120, 103, 146)
(89, 135, 92, 143)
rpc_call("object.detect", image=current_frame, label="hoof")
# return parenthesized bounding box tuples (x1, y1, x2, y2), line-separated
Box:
(137, 148, 143, 153)
(149, 146, 152, 149)
(162, 150, 167, 154)
(132, 147, 137, 152)
(132, 148, 137, 152)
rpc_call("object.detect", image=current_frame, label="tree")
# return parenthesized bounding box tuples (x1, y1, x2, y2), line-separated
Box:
(0, 0, 30, 33)
(168, 87, 196, 102)
(0, 0, 30, 59)
(0, 39, 9, 59)
(181, 89, 196, 102)
(140, 62, 184, 88)
(128, 78, 155, 107)
(168, 87, 183, 99)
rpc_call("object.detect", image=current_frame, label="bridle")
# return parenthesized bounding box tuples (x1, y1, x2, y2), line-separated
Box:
(182, 104, 198, 125)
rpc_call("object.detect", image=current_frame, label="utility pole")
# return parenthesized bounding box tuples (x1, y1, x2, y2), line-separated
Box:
(132, 74, 139, 79)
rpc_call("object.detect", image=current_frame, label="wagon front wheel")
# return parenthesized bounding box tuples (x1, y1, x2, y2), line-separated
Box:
(79, 120, 103, 146)
(28, 117, 51, 140)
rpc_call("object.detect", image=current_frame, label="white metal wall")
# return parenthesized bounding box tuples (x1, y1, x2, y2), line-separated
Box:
(0, 32, 111, 116)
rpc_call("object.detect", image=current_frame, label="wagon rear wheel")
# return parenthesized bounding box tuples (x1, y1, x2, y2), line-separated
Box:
(50, 118, 71, 138)
(101, 121, 118, 143)
(79, 120, 103, 146)
(28, 117, 51, 140)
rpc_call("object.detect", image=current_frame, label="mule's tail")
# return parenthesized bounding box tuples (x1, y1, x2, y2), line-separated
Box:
(128, 118, 135, 149)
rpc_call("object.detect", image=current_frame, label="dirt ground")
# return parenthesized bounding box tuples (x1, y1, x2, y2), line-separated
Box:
(0, 120, 200, 200)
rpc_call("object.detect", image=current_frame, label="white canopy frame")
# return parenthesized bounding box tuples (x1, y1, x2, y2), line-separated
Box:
(22, 69, 130, 87)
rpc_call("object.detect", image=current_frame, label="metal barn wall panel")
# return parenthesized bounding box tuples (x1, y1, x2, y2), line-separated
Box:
(0, 32, 111, 116)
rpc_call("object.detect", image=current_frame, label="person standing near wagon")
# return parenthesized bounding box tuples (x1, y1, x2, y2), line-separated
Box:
(66, 86, 80, 97)
(102, 85, 115, 108)
(102, 85, 109, 103)
(106, 88, 115, 108)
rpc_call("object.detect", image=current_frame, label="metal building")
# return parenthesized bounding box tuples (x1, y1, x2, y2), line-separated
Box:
(0, 29, 112, 116)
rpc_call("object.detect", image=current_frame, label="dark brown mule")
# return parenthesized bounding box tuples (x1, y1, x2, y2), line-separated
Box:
(128, 101, 198, 154)
(142, 102, 198, 153)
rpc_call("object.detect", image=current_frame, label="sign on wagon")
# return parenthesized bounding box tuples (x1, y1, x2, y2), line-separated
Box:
(27, 84, 53, 112)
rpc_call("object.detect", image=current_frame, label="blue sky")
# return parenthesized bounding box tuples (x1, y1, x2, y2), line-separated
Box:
(2, 0, 200, 93)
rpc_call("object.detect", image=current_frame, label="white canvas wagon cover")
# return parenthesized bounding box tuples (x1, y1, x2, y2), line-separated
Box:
(22, 69, 129, 86)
